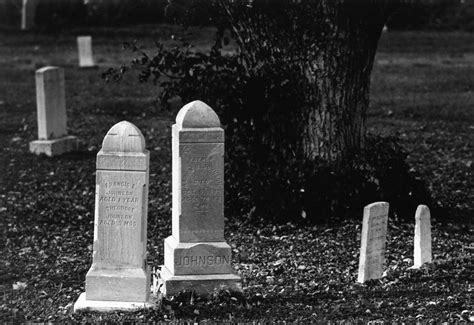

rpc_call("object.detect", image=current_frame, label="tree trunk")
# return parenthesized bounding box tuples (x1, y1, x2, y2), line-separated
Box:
(300, 1, 389, 162)
(221, 0, 392, 163)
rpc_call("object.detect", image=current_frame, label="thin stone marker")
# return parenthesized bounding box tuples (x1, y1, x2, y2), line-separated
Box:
(29, 67, 78, 156)
(357, 201, 389, 283)
(77, 36, 96, 68)
(413, 205, 432, 268)
(160, 100, 241, 296)
(21, 0, 37, 30)
(74, 121, 153, 312)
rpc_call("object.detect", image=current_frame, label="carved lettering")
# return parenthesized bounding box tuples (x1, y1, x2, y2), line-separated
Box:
(99, 181, 140, 227)
(175, 255, 230, 266)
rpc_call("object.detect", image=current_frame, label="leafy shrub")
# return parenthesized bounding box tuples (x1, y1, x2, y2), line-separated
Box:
(103, 1, 432, 223)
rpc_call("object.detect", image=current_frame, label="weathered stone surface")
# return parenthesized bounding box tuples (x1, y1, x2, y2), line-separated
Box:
(29, 136, 78, 157)
(35, 67, 67, 140)
(74, 292, 153, 312)
(172, 101, 225, 243)
(161, 100, 241, 295)
(357, 202, 389, 283)
(164, 236, 232, 275)
(75, 121, 152, 311)
(160, 267, 242, 296)
(29, 67, 78, 156)
(175, 100, 221, 128)
(77, 36, 96, 68)
(413, 204, 432, 268)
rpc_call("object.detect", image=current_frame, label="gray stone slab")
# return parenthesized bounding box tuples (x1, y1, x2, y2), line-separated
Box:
(413, 204, 432, 268)
(357, 201, 389, 283)
(160, 266, 242, 296)
(77, 36, 96, 68)
(74, 293, 154, 313)
(21, 0, 37, 30)
(29, 135, 78, 157)
(164, 236, 232, 275)
(30, 67, 78, 156)
(35, 66, 67, 140)
(161, 100, 241, 296)
(75, 121, 152, 311)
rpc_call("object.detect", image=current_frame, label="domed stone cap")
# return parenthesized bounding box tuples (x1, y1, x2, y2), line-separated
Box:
(176, 100, 220, 129)
(101, 121, 146, 153)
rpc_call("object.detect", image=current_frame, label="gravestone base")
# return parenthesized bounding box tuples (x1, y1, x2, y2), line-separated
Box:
(29, 135, 78, 156)
(164, 236, 232, 275)
(159, 266, 242, 296)
(85, 266, 150, 302)
(73, 293, 154, 313)
(79, 64, 98, 69)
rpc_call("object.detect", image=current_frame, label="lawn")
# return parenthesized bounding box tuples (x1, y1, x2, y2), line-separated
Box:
(0, 27, 472, 322)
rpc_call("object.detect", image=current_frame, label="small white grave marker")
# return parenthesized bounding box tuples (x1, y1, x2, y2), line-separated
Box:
(77, 36, 96, 68)
(29, 67, 78, 156)
(21, 0, 37, 30)
(357, 202, 389, 283)
(160, 100, 241, 295)
(413, 204, 432, 268)
(74, 121, 153, 312)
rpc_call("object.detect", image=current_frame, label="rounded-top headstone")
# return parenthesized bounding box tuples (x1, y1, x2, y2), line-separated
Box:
(36, 66, 60, 74)
(101, 121, 145, 153)
(176, 100, 220, 129)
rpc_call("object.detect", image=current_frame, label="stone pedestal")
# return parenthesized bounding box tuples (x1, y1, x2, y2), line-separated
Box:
(74, 293, 153, 312)
(29, 67, 78, 156)
(74, 121, 152, 312)
(160, 100, 241, 296)
(29, 136, 78, 157)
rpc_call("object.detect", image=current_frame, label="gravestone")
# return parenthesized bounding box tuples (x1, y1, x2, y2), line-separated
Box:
(160, 100, 241, 295)
(357, 202, 389, 283)
(74, 121, 152, 312)
(21, 0, 37, 30)
(77, 36, 96, 68)
(29, 67, 78, 156)
(413, 204, 432, 268)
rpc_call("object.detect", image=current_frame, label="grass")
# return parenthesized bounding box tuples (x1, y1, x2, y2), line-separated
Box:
(0, 27, 472, 322)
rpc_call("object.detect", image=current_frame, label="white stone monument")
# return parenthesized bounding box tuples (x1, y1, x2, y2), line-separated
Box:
(77, 36, 96, 68)
(21, 0, 37, 30)
(160, 100, 241, 295)
(29, 67, 78, 156)
(357, 202, 389, 283)
(413, 204, 432, 268)
(74, 121, 153, 312)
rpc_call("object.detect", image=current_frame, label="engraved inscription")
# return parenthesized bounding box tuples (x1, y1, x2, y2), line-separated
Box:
(99, 180, 139, 228)
(177, 142, 225, 241)
(365, 213, 388, 265)
(176, 255, 230, 267)
(96, 171, 146, 266)
(182, 153, 223, 214)
(182, 160, 223, 188)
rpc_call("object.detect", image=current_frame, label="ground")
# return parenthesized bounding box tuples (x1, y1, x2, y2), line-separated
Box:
(0, 26, 472, 322)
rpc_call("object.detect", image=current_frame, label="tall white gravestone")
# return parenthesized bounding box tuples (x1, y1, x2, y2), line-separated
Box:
(357, 202, 389, 283)
(74, 121, 152, 312)
(413, 204, 432, 268)
(160, 100, 241, 295)
(21, 0, 37, 30)
(29, 67, 78, 156)
(77, 36, 96, 68)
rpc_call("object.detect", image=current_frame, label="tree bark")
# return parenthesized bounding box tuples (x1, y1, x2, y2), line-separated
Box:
(300, 1, 389, 162)
(221, 0, 392, 163)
